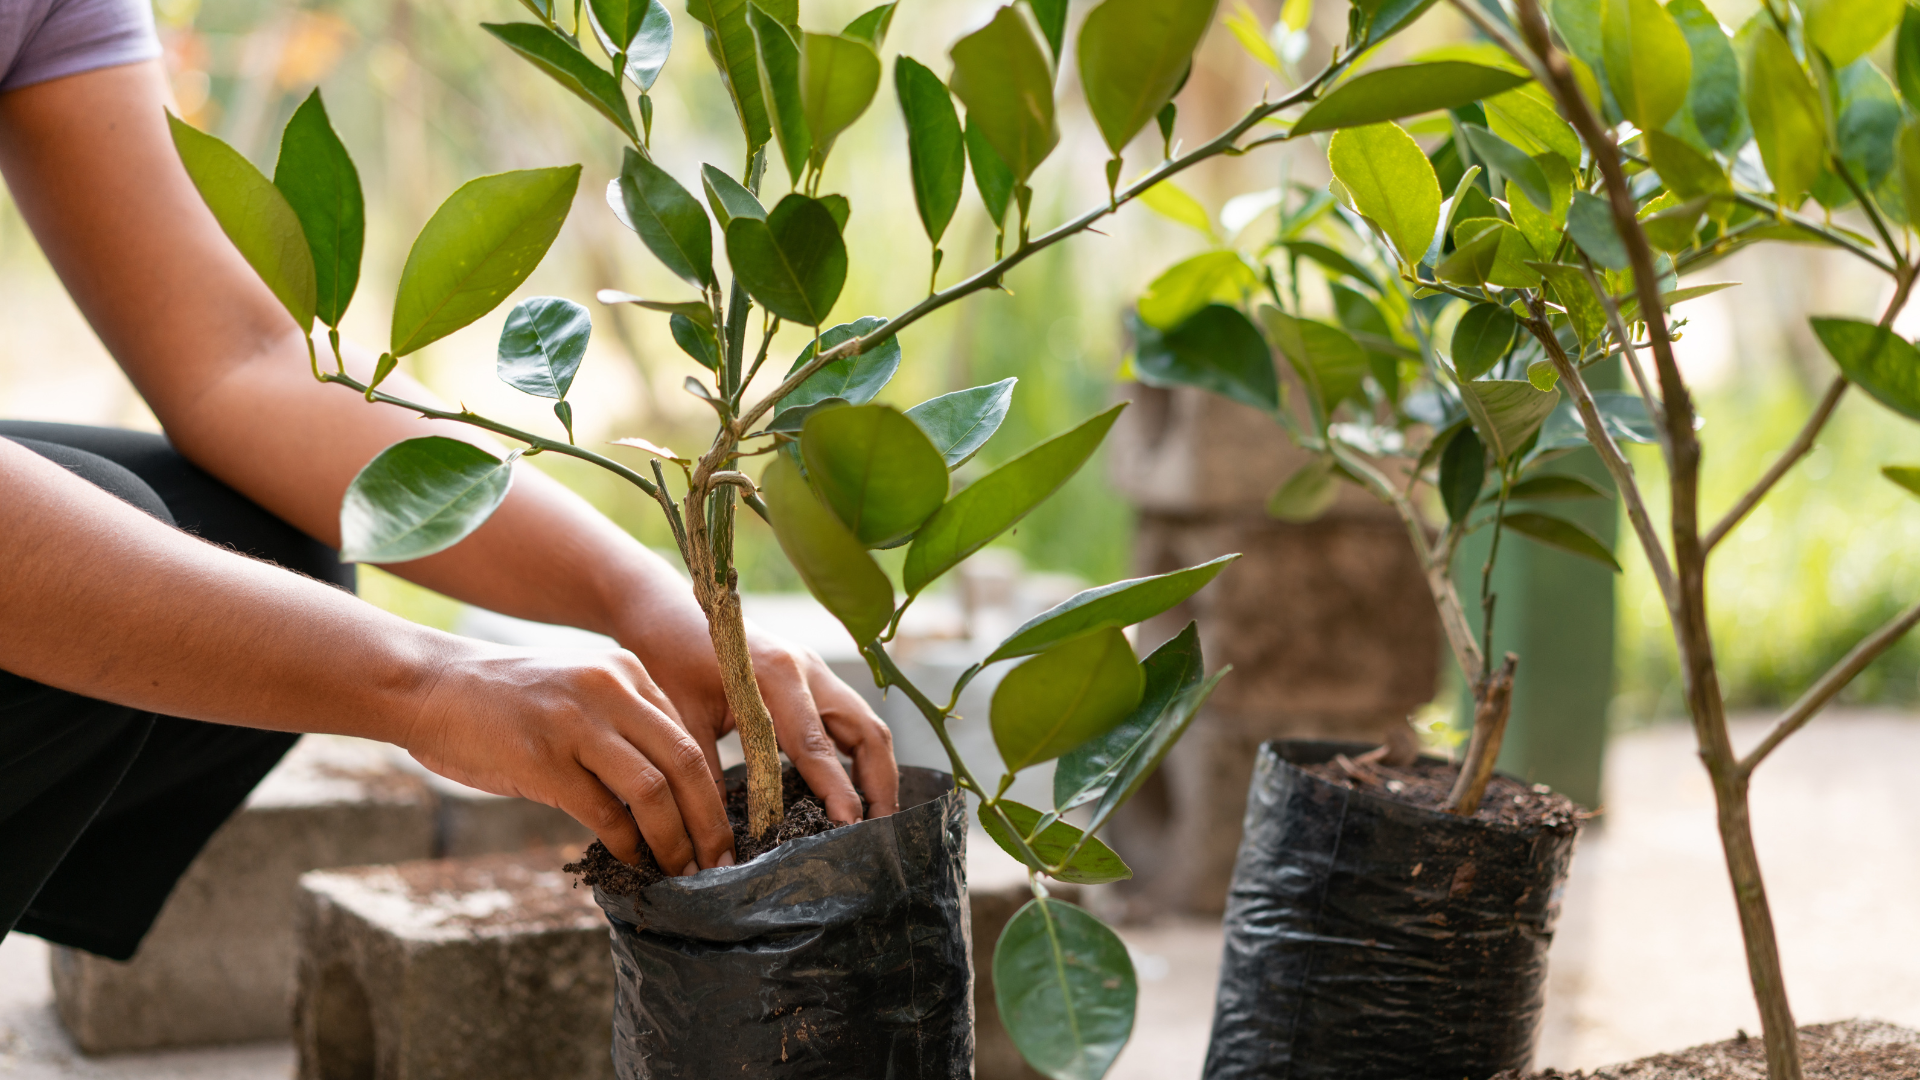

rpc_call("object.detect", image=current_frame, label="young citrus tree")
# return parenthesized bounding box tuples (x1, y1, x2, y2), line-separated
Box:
(1124, 0, 1920, 1076)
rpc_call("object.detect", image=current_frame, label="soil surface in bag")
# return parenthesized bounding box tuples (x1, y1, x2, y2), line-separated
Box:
(1204, 739, 1582, 1080)
(584, 764, 971, 1080)
(1496, 1019, 1920, 1079)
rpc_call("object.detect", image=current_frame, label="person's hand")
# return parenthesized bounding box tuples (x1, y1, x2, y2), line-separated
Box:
(404, 642, 736, 874)
(624, 612, 900, 826)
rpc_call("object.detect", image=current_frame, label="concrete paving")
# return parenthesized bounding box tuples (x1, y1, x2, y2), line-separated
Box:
(4, 710, 1918, 1077)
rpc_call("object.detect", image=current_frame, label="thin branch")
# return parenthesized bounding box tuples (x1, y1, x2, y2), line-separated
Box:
(1738, 598, 1920, 777)
(1580, 261, 1668, 448)
(1704, 377, 1846, 552)
(1831, 158, 1904, 270)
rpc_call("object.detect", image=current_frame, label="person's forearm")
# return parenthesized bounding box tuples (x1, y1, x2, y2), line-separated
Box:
(0, 438, 447, 740)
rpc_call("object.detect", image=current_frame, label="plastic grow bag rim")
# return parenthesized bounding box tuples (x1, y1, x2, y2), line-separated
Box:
(1262, 738, 1579, 838)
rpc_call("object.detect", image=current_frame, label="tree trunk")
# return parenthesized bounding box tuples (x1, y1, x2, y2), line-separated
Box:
(1713, 764, 1802, 1079)
(1447, 653, 1516, 815)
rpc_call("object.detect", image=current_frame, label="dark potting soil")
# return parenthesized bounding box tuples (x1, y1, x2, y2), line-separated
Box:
(1494, 1019, 1920, 1079)
(1301, 755, 1584, 831)
(566, 765, 847, 897)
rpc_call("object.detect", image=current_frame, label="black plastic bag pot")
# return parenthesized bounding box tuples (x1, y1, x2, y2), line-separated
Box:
(1203, 739, 1579, 1080)
(592, 765, 972, 1080)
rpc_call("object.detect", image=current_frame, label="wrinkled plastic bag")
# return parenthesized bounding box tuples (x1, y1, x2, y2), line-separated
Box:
(593, 766, 972, 1079)
(1204, 740, 1579, 1080)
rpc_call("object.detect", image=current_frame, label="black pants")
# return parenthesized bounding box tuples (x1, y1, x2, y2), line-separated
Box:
(0, 422, 353, 959)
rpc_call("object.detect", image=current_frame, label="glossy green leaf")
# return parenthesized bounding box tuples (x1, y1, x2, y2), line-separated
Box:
(587, 0, 673, 88)
(803, 32, 882, 158)
(687, 0, 773, 153)
(1529, 262, 1608, 346)
(1506, 155, 1573, 259)
(1076, 0, 1217, 155)
(1881, 465, 1920, 497)
(1502, 473, 1610, 501)
(1646, 129, 1730, 201)
(987, 555, 1236, 664)
(589, 0, 647, 53)
(1359, 0, 1439, 48)
(979, 801, 1131, 884)
(748, 4, 810, 186)
(497, 296, 590, 399)
(1532, 391, 1657, 456)
(897, 56, 966, 247)
(1131, 306, 1279, 415)
(1136, 251, 1259, 330)
(725, 193, 847, 325)
(844, 1, 897, 45)
(1745, 24, 1826, 206)
(1527, 359, 1560, 391)
(1460, 379, 1560, 463)
(761, 452, 894, 643)
(904, 405, 1123, 596)
(340, 437, 514, 563)
(1029, 0, 1068, 59)
(617, 149, 715, 291)
(1436, 218, 1502, 286)
(1639, 195, 1706, 252)
(391, 166, 580, 357)
(1267, 455, 1340, 522)
(1502, 510, 1621, 570)
(1440, 425, 1486, 523)
(1482, 84, 1581, 166)
(1326, 122, 1441, 267)
(1565, 190, 1629, 271)
(597, 289, 714, 328)
(1899, 6, 1920, 113)
(950, 7, 1058, 182)
(1292, 61, 1529, 136)
(993, 627, 1144, 772)
(1803, 0, 1902, 68)
(483, 22, 637, 140)
(1452, 302, 1518, 381)
(273, 91, 361, 328)
(670, 312, 720, 369)
(1668, 0, 1743, 152)
(800, 404, 949, 547)
(1477, 219, 1544, 288)
(1056, 624, 1201, 810)
(169, 113, 316, 334)
(1138, 180, 1215, 237)
(1901, 122, 1920, 233)
(1811, 317, 1920, 420)
(1261, 307, 1368, 417)
(700, 163, 765, 231)
(1460, 125, 1551, 211)
(994, 899, 1136, 1080)
(906, 377, 1017, 467)
(1282, 240, 1380, 291)
(778, 316, 901, 411)
(1600, 0, 1690, 132)
(966, 116, 1016, 226)
(1547, 0, 1603, 69)
(1835, 62, 1903, 194)
(766, 396, 847, 431)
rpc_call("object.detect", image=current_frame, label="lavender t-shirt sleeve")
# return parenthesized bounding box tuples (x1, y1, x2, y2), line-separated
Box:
(0, 0, 161, 94)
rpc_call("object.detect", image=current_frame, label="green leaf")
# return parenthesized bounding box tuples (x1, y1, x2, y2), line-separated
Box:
(168, 112, 316, 334)
(843, 1, 898, 45)
(1811, 317, 1920, 420)
(1281, 240, 1380, 291)
(1901, 122, 1920, 234)
(1261, 307, 1368, 419)
(725, 193, 847, 325)
(803, 32, 882, 159)
(1136, 251, 1259, 330)
(1291, 61, 1530, 136)
(687, 0, 773, 153)
(1646, 129, 1730, 201)
(950, 6, 1058, 182)
(1448, 218, 1541, 288)
(1130, 306, 1280, 415)
(588, 0, 673, 88)
(1834, 62, 1903, 195)
(748, 4, 810, 186)
(1055, 625, 1200, 809)
(903, 405, 1124, 596)
(497, 296, 590, 399)
(1076, 0, 1217, 156)
(391, 166, 580, 357)
(994, 899, 1136, 1080)
(986, 555, 1236, 664)
(800, 404, 949, 547)
(754, 0, 798, 27)
(1803, 0, 1902, 68)
(966, 116, 1017, 226)
(1029, 0, 1069, 59)
(1668, 0, 1744, 153)
(766, 395, 846, 431)
(778, 315, 901, 410)
(1745, 24, 1826, 206)
(670, 311, 720, 369)
(1439, 425, 1486, 523)
(1640, 195, 1706, 252)
(589, 0, 647, 53)
(1138, 180, 1215, 237)
(979, 801, 1132, 884)
(1452, 301, 1518, 381)
(1529, 262, 1608, 346)
(617, 149, 715, 291)
(1460, 125, 1551, 211)
(1527, 359, 1561, 392)
(897, 56, 966, 247)
(340, 437, 514, 563)
(761, 452, 895, 643)
(1267, 455, 1340, 522)
(1502, 473, 1610, 501)
(1600, 0, 1690, 132)
(273, 91, 362, 328)
(1565, 190, 1629, 271)
(1482, 84, 1582, 166)
(906, 377, 1017, 467)
(1459, 379, 1561, 463)
(1881, 465, 1920, 497)
(596, 289, 715, 328)
(993, 627, 1144, 772)
(700, 163, 766, 231)
(482, 22, 637, 140)
(1326, 122, 1442, 267)
(1359, 0, 1440, 48)
(1532, 391, 1657, 456)
(1899, 5, 1920, 113)
(1506, 154, 1573, 259)
(1501, 510, 1621, 570)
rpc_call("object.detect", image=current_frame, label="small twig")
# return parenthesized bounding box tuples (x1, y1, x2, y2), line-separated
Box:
(1705, 377, 1847, 552)
(1738, 598, 1920, 777)
(1334, 753, 1382, 787)
(1580, 261, 1667, 441)
(1447, 652, 1518, 815)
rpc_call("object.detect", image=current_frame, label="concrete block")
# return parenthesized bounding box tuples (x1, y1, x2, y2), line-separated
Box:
(402, 768, 592, 859)
(293, 849, 613, 1080)
(50, 736, 437, 1053)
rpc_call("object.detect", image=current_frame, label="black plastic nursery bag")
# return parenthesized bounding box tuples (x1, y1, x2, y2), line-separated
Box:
(1203, 740, 1579, 1080)
(593, 765, 972, 1080)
